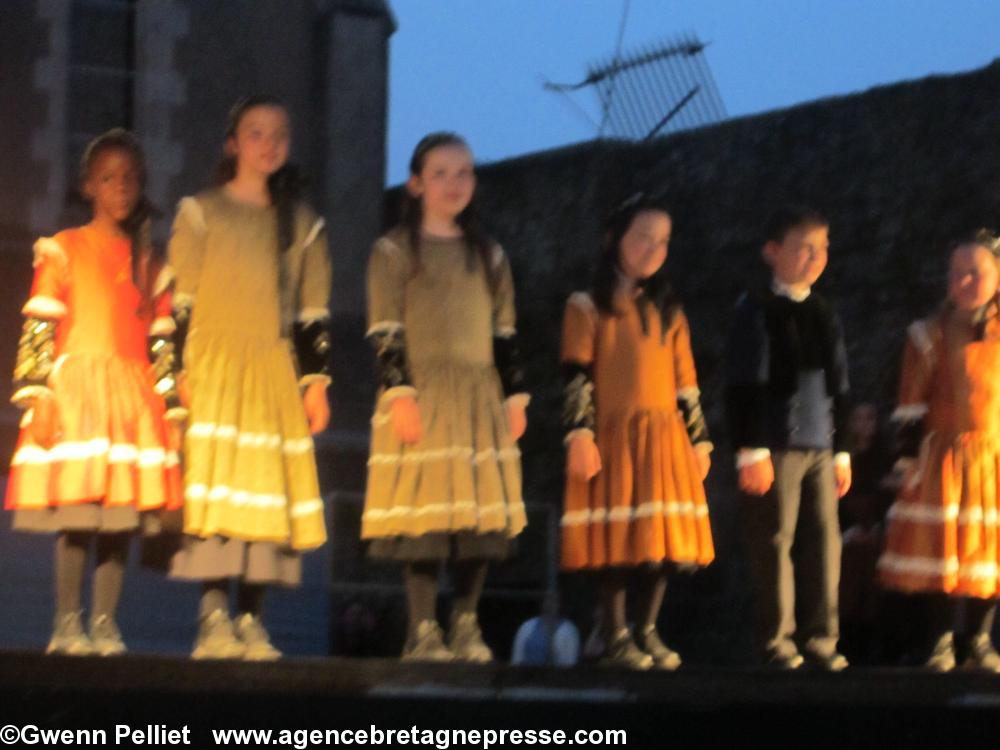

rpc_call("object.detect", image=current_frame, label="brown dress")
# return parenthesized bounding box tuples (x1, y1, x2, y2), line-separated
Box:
(560, 291, 715, 570)
(879, 305, 1000, 598)
(362, 230, 526, 559)
(166, 189, 330, 585)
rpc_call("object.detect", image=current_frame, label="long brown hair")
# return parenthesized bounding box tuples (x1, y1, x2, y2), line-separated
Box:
(215, 94, 304, 256)
(401, 132, 497, 294)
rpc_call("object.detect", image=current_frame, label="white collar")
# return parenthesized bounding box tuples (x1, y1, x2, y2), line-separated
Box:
(771, 279, 811, 302)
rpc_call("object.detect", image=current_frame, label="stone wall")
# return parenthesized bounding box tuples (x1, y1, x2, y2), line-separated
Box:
(438, 60, 1000, 661)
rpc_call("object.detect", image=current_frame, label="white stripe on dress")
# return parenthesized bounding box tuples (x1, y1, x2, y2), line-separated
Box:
(367, 446, 521, 466)
(561, 500, 709, 527)
(187, 423, 313, 455)
(13, 439, 179, 468)
(879, 553, 998, 581)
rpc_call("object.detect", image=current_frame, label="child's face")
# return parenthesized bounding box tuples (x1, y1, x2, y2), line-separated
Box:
(83, 147, 141, 224)
(408, 143, 476, 222)
(618, 210, 671, 281)
(229, 105, 291, 177)
(948, 244, 999, 311)
(763, 223, 829, 289)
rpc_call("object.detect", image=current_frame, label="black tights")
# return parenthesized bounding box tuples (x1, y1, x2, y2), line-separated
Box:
(600, 566, 668, 635)
(54, 531, 129, 620)
(403, 560, 489, 635)
(199, 580, 268, 619)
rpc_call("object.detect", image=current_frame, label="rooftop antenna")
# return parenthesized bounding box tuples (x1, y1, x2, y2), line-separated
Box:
(543, 25, 727, 141)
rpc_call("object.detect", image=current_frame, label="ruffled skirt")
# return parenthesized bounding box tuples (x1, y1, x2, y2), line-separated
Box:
(6, 352, 182, 531)
(879, 431, 1000, 598)
(362, 361, 526, 543)
(178, 331, 326, 551)
(561, 407, 715, 570)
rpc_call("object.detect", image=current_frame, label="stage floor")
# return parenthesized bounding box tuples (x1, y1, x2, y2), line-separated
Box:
(2, 652, 1000, 748)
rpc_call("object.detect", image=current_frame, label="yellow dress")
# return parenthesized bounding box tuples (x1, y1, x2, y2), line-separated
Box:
(167, 188, 329, 582)
(560, 292, 715, 570)
(361, 230, 526, 551)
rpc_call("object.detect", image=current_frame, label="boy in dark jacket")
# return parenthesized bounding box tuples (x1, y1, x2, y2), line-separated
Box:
(727, 206, 852, 670)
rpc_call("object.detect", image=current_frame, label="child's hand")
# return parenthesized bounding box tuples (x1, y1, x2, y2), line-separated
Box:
(390, 395, 423, 444)
(567, 434, 601, 481)
(835, 461, 852, 498)
(695, 447, 711, 480)
(739, 456, 774, 496)
(303, 381, 330, 435)
(29, 393, 61, 449)
(506, 399, 527, 441)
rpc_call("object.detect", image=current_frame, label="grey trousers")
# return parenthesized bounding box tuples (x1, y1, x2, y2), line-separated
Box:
(741, 449, 841, 661)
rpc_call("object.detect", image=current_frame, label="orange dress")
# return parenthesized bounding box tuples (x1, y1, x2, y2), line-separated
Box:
(879, 306, 1000, 597)
(5, 227, 183, 528)
(560, 291, 715, 570)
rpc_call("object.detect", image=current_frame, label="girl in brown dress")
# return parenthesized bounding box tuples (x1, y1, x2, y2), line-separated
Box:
(878, 231, 1000, 671)
(363, 133, 528, 662)
(168, 96, 331, 660)
(561, 195, 715, 669)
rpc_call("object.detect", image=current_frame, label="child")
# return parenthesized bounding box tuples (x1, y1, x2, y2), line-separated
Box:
(167, 95, 331, 660)
(6, 129, 183, 655)
(362, 132, 528, 662)
(878, 231, 1000, 671)
(726, 206, 851, 670)
(560, 194, 714, 670)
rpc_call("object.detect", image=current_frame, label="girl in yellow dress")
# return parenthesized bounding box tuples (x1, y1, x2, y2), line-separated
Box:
(6, 129, 182, 655)
(560, 195, 714, 669)
(879, 231, 1000, 671)
(168, 96, 331, 660)
(363, 133, 528, 662)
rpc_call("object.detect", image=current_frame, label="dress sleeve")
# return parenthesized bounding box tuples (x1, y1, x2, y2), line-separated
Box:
(12, 237, 70, 406)
(671, 308, 711, 450)
(366, 236, 415, 403)
(560, 292, 597, 441)
(490, 245, 528, 403)
(168, 196, 207, 316)
(293, 215, 332, 388)
(146, 256, 185, 419)
(891, 320, 936, 460)
(167, 196, 208, 375)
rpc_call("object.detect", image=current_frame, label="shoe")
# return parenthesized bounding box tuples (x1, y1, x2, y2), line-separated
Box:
(402, 620, 454, 662)
(234, 613, 282, 661)
(89, 614, 127, 657)
(763, 650, 805, 670)
(803, 649, 849, 672)
(600, 628, 654, 670)
(923, 632, 956, 672)
(634, 625, 682, 670)
(192, 609, 246, 660)
(961, 633, 1000, 672)
(447, 612, 493, 663)
(46, 611, 94, 656)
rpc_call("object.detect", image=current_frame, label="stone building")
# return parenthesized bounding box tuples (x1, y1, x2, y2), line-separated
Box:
(0, 0, 394, 654)
(0, 0, 394, 448)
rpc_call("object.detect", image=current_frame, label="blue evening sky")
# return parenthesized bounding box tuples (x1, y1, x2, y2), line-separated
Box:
(385, 0, 1000, 183)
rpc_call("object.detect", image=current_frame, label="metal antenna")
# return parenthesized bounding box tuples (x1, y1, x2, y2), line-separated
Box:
(543, 31, 726, 142)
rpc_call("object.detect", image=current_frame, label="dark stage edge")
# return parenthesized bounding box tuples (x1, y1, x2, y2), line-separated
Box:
(3, 653, 1000, 748)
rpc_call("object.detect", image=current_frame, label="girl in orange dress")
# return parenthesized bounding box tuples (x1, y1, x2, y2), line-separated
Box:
(878, 231, 1000, 671)
(5, 129, 183, 656)
(560, 195, 714, 670)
